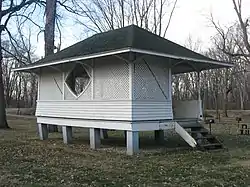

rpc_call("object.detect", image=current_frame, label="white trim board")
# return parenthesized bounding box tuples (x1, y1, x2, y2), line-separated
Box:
(37, 117, 133, 130)
(37, 117, 176, 131)
(130, 48, 234, 67)
(13, 48, 233, 72)
(13, 48, 131, 71)
(64, 63, 92, 99)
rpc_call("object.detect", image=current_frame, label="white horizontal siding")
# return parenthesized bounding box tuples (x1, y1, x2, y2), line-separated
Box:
(36, 100, 173, 121)
(132, 101, 173, 120)
(36, 100, 132, 121)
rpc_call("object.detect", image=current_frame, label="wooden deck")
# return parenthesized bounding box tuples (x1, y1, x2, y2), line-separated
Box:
(174, 118, 202, 128)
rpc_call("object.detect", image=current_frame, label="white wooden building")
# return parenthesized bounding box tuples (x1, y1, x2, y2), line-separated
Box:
(14, 25, 233, 155)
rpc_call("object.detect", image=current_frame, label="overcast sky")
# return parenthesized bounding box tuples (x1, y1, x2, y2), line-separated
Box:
(34, 0, 250, 57)
(167, 0, 250, 48)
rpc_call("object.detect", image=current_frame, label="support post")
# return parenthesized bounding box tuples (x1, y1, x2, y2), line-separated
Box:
(124, 130, 127, 140)
(62, 126, 73, 144)
(154, 130, 165, 144)
(197, 71, 203, 119)
(90, 128, 101, 149)
(126, 131, 139, 155)
(197, 71, 201, 101)
(38, 123, 48, 140)
(100, 129, 109, 139)
(48, 124, 58, 133)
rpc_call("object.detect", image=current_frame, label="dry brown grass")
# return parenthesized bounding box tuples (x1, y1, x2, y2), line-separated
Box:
(0, 115, 250, 186)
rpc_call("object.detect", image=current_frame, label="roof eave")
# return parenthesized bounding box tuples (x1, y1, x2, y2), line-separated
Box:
(12, 48, 132, 72)
(13, 47, 234, 72)
(130, 48, 234, 68)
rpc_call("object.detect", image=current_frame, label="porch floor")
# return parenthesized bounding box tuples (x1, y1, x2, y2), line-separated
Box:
(172, 118, 202, 128)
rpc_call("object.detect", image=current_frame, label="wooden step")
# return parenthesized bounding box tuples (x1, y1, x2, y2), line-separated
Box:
(188, 127, 224, 151)
(198, 143, 223, 150)
(178, 121, 203, 128)
(200, 143, 222, 147)
(195, 134, 215, 140)
(190, 130, 209, 134)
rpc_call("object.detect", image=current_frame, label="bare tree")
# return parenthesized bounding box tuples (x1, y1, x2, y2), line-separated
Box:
(232, 0, 250, 56)
(205, 0, 250, 115)
(0, 0, 42, 129)
(44, 0, 58, 132)
(45, 0, 57, 56)
(69, 0, 178, 36)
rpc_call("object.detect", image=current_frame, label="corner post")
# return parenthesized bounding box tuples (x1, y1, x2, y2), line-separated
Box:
(129, 52, 135, 101)
(90, 128, 101, 149)
(197, 71, 203, 119)
(126, 131, 139, 155)
(197, 71, 201, 101)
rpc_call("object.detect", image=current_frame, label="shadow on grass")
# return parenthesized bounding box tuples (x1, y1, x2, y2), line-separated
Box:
(71, 131, 191, 152)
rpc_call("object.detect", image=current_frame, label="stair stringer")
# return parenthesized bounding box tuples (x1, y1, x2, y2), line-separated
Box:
(173, 121, 197, 148)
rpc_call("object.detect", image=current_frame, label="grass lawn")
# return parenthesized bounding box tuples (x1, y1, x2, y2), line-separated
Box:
(0, 116, 250, 186)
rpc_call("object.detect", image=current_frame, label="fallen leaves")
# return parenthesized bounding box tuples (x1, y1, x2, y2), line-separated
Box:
(0, 116, 250, 186)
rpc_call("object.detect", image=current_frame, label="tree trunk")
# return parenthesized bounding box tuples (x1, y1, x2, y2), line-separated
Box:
(223, 89, 228, 117)
(44, 0, 56, 56)
(239, 90, 244, 110)
(23, 77, 28, 107)
(45, 0, 58, 132)
(0, 66, 8, 128)
(0, 28, 9, 128)
(214, 90, 220, 120)
(16, 76, 22, 115)
(30, 74, 37, 108)
(0, 0, 8, 128)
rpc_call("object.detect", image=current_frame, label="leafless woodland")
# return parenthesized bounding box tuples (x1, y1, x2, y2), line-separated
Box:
(1, 0, 250, 125)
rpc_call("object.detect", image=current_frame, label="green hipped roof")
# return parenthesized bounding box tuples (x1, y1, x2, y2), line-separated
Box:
(16, 25, 232, 70)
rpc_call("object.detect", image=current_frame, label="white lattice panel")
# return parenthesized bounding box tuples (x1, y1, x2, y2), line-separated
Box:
(133, 60, 170, 100)
(94, 58, 129, 100)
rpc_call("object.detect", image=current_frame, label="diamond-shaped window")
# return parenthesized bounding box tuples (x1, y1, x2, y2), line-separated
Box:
(65, 64, 90, 96)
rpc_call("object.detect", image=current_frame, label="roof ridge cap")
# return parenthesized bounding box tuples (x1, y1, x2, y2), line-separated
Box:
(127, 25, 135, 47)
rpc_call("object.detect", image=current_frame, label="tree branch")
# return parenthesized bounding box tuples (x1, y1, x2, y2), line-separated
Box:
(2, 0, 39, 17)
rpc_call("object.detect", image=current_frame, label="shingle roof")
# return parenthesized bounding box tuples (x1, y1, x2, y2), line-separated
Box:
(15, 25, 233, 70)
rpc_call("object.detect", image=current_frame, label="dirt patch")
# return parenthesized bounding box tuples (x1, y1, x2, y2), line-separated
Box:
(6, 108, 35, 116)
(234, 160, 250, 167)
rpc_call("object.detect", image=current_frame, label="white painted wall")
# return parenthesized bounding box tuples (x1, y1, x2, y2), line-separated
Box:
(173, 100, 203, 119)
(39, 58, 130, 101)
(39, 68, 63, 100)
(37, 55, 174, 123)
